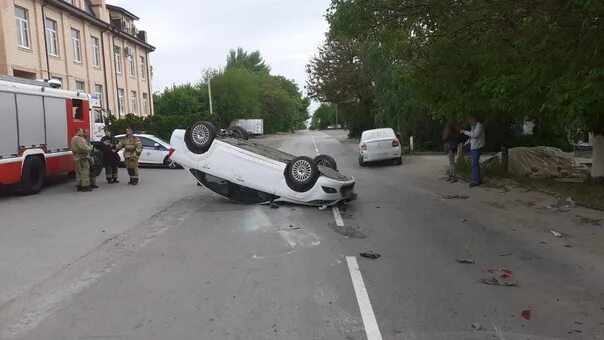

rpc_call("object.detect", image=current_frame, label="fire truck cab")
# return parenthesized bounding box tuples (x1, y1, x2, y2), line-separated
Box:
(0, 75, 105, 194)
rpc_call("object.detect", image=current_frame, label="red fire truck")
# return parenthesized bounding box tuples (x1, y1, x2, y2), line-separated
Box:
(0, 75, 105, 194)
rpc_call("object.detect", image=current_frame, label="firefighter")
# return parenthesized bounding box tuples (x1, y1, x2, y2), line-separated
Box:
(115, 127, 142, 185)
(83, 129, 99, 189)
(100, 127, 120, 184)
(71, 128, 93, 192)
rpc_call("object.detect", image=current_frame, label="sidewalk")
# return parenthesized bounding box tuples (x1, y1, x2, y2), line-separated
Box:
(401, 155, 604, 252)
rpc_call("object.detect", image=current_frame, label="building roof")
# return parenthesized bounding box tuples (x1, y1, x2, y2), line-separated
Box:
(106, 4, 140, 20)
(48, 0, 154, 51)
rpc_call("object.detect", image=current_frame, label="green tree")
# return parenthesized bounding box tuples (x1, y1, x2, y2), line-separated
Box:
(211, 67, 262, 127)
(226, 47, 271, 74)
(312, 104, 336, 130)
(311, 0, 604, 177)
(153, 83, 208, 116)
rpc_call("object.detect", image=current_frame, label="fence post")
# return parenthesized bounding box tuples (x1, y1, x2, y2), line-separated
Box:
(501, 146, 509, 174)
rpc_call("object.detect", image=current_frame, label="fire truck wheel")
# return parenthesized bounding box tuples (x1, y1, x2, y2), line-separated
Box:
(20, 156, 45, 195)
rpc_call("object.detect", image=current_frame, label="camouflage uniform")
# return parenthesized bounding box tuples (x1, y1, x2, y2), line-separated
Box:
(116, 135, 142, 185)
(71, 130, 93, 191)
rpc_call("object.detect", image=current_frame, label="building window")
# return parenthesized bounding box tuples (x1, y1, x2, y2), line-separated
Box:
(128, 55, 135, 77)
(114, 46, 122, 74)
(64, 0, 75, 5)
(142, 93, 148, 115)
(140, 56, 146, 80)
(94, 84, 103, 106)
(130, 91, 137, 114)
(117, 88, 125, 114)
(15, 6, 30, 48)
(45, 18, 59, 57)
(75, 80, 85, 91)
(91, 36, 100, 67)
(71, 28, 81, 62)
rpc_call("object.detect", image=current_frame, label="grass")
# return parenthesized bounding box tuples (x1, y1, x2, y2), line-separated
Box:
(456, 156, 604, 211)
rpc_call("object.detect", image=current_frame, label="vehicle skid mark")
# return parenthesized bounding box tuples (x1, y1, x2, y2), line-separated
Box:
(246, 206, 321, 255)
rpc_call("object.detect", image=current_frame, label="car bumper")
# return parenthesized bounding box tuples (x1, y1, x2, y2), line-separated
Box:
(278, 176, 356, 206)
(361, 150, 401, 162)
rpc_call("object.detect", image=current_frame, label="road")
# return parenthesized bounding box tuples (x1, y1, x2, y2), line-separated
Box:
(1, 130, 603, 340)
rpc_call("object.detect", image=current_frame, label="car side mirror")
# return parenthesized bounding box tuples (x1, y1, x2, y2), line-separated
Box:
(154, 143, 160, 148)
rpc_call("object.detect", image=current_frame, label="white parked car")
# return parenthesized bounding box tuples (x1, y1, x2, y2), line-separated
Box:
(169, 121, 356, 206)
(358, 128, 402, 166)
(115, 133, 179, 169)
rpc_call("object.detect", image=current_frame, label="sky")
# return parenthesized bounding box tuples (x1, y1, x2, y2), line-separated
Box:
(109, 0, 331, 111)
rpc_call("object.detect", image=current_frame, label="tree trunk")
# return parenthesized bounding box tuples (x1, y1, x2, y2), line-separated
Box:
(592, 134, 604, 182)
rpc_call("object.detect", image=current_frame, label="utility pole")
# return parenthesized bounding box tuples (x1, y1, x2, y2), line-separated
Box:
(208, 78, 213, 115)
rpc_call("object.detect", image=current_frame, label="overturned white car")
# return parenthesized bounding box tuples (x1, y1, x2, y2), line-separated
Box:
(169, 121, 356, 206)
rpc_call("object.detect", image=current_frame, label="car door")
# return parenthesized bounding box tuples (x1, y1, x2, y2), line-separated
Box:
(139, 137, 160, 164)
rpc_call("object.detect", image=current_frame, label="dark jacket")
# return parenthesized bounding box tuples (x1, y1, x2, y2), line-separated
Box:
(100, 135, 119, 166)
(442, 126, 460, 152)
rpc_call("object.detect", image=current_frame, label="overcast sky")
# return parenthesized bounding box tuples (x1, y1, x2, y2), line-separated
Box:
(109, 0, 330, 110)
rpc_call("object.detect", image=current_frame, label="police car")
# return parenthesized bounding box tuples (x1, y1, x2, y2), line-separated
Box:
(169, 121, 356, 206)
(115, 133, 179, 169)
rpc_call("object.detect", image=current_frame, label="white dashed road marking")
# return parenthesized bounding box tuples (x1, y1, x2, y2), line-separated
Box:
(346, 256, 383, 340)
(311, 134, 320, 155)
(332, 206, 344, 227)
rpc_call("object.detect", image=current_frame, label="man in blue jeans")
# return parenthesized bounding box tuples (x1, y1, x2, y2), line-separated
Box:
(461, 116, 485, 187)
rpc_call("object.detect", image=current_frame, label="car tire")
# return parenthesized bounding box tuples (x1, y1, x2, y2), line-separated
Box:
(358, 155, 366, 167)
(395, 156, 402, 165)
(285, 156, 319, 192)
(185, 121, 217, 154)
(20, 156, 45, 195)
(228, 125, 249, 140)
(314, 154, 337, 170)
(92, 155, 103, 177)
(164, 156, 179, 169)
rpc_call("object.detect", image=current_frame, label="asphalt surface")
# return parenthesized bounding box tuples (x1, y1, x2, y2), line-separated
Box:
(1, 130, 603, 340)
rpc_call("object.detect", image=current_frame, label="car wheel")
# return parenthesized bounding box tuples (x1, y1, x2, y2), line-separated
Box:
(286, 156, 319, 192)
(358, 155, 366, 167)
(228, 125, 249, 140)
(396, 156, 402, 165)
(92, 155, 103, 177)
(164, 156, 179, 169)
(20, 156, 45, 195)
(314, 154, 337, 170)
(185, 121, 217, 154)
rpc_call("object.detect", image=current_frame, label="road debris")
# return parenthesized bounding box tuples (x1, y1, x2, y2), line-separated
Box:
(539, 241, 548, 244)
(270, 203, 279, 209)
(318, 205, 328, 211)
(455, 259, 475, 264)
(375, 206, 380, 209)
(462, 218, 468, 223)
(471, 322, 482, 330)
(564, 244, 572, 248)
(443, 194, 469, 199)
(550, 197, 575, 209)
(577, 216, 602, 226)
(550, 230, 563, 237)
(480, 269, 518, 287)
(521, 309, 531, 320)
(360, 251, 381, 259)
(499, 252, 513, 257)
(574, 321, 583, 325)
